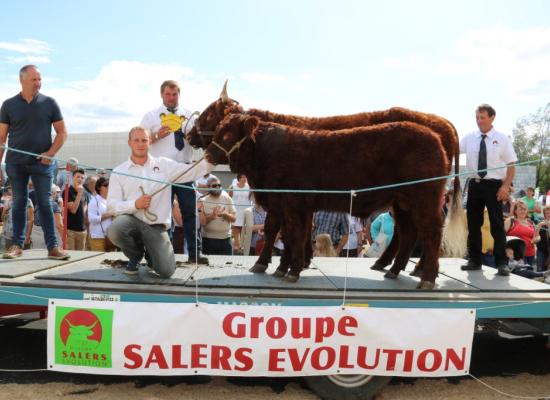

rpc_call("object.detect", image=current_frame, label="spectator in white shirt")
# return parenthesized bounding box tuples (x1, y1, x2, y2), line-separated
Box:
(459, 104, 517, 276)
(107, 126, 214, 277)
(87, 176, 113, 251)
(140, 80, 207, 264)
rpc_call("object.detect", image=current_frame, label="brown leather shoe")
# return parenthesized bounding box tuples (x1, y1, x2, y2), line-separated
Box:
(3, 245, 23, 259)
(48, 247, 71, 260)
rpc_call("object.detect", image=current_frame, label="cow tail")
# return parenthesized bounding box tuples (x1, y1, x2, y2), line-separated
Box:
(441, 142, 468, 258)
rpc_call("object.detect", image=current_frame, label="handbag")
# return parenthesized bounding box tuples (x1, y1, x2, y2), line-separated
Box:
(365, 232, 388, 258)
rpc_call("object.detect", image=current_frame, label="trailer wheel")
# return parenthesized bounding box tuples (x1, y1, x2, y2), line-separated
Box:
(304, 374, 390, 400)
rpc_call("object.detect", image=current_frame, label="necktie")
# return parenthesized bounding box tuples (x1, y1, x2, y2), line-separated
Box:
(167, 107, 185, 151)
(478, 134, 487, 178)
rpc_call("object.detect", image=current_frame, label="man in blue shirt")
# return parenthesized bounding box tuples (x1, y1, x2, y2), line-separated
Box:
(0, 65, 70, 260)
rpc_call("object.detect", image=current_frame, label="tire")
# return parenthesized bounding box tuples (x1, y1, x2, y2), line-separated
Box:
(304, 374, 391, 400)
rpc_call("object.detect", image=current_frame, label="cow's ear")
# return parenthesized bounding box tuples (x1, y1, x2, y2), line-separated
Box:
(243, 116, 260, 142)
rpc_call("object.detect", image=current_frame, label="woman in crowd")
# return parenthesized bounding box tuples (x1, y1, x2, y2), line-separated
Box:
(87, 177, 113, 251)
(505, 200, 537, 266)
(522, 186, 541, 223)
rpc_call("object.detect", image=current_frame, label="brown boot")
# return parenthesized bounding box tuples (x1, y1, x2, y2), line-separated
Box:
(48, 247, 71, 260)
(3, 245, 23, 259)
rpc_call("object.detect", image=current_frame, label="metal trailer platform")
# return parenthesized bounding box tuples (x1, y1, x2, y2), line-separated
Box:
(0, 250, 549, 319)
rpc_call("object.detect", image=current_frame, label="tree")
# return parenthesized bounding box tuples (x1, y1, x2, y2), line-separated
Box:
(512, 103, 550, 192)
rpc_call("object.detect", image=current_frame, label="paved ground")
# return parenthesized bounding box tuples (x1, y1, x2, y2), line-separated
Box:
(0, 317, 549, 399)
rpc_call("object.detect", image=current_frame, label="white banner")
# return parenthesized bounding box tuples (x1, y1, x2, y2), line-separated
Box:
(47, 300, 475, 377)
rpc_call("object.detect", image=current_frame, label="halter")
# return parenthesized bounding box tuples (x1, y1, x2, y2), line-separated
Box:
(210, 134, 249, 164)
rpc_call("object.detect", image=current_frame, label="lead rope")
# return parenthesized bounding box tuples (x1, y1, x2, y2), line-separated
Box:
(138, 111, 203, 222)
(341, 191, 356, 309)
(139, 156, 205, 222)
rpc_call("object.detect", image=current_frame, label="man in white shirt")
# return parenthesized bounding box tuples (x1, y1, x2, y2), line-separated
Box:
(107, 126, 214, 277)
(198, 177, 236, 255)
(140, 80, 208, 264)
(459, 104, 518, 276)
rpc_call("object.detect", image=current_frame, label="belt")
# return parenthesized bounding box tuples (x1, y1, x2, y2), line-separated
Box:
(472, 178, 502, 184)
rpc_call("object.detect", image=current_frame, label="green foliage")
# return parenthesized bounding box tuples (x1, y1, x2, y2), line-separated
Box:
(512, 103, 550, 191)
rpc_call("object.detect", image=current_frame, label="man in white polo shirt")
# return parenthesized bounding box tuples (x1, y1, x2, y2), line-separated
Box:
(459, 104, 517, 276)
(107, 126, 214, 277)
(141, 80, 208, 264)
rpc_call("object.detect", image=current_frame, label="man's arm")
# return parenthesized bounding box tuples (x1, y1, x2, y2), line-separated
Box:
(0, 123, 8, 185)
(68, 187, 84, 214)
(39, 120, 67, 165)
(24, 206, 34, 246)
(335, 234, 348, 255)
(497, 164, 515, 202)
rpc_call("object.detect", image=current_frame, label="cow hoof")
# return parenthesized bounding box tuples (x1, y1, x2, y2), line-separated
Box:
(417, 281, 435, 290)
(371, 263, 386, 271)
(249, 263, 268, 273)
(272, 269, 286, 278)
(285, 274, 300, 283)
(384, 271, 398, 279)
(409, 267, 422, 277)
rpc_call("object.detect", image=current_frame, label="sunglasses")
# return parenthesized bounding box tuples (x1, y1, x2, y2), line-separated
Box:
(209, 184, 221, 188)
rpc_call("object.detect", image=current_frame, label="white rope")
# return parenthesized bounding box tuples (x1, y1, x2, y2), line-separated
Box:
(194, 196, 200, 305)
(469, 373, 550, 399)
(341, 191, 355, 308)
(0, 368, 48, 372)
(0, 288, 49, 301)
(475, 300, 550, 310)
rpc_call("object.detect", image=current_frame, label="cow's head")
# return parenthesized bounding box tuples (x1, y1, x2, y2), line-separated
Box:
(66, 319, 98, 339)
(205, 114, 260, 168)
(187, 80, 242, 149)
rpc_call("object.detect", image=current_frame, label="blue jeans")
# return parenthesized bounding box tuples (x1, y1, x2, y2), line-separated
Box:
(173, 182, 201, 256)
(6, 162, 58, 250)
(107, 215, 175, 278)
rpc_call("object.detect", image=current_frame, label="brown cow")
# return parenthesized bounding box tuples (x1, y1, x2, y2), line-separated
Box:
(205, 114, 458, 289)
(189, 83, 466, 274)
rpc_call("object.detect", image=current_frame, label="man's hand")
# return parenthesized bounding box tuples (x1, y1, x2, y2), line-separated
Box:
(212, 206, 223, 218)
(497, 185, 509, 202)
(38, 151, 54, 165)
(157, 126, 172, 140)
(76, 184, 84, 194)
(135, 194, 152, 210)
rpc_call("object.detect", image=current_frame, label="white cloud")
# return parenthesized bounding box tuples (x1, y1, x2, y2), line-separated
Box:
(446, 26, 550, 101)
(382, 56, 422, 70)
(384, 27, 550, 104)
(240, 72, 287, 83)
(45, 61, 218, 133)
(0, 59, 311, 133)
(0, 38, 50, 54)
(5, 55, 50, 64)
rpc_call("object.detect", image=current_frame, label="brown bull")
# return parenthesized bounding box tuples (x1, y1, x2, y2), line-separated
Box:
(189, 83, 466, 276)
(205, 114, 457, 289)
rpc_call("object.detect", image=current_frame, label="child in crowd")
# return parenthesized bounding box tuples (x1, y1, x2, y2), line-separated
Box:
(313, 233, 337, 257)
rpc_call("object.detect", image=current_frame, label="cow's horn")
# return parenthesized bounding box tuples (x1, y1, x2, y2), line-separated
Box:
(220, 79, 229, 103)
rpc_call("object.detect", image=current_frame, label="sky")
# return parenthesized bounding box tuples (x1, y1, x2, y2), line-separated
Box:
(0, 0, 549, 139)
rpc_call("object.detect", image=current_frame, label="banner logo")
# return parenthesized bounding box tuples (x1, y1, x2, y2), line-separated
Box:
(54, 307, 113, 368)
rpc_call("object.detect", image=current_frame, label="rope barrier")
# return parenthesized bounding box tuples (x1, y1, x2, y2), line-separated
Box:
(1, 145, 548, 195)
(468, 373, 550, 399)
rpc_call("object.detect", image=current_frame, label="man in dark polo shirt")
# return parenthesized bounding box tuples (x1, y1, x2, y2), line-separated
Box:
(0, 65, 70, 260)
(67, 168, 87, 250)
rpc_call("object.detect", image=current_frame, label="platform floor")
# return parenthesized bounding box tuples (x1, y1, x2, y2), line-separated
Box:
(0, 250, 548, 299)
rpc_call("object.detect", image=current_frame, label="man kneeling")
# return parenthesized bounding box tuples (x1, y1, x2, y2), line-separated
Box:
(107, 126, 214, 277)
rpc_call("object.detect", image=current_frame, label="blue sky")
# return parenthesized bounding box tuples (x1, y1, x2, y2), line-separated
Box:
(0, 0, 548, 138)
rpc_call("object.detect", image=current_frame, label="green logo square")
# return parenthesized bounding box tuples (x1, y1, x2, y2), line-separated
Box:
(54, 306, 113, 368)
